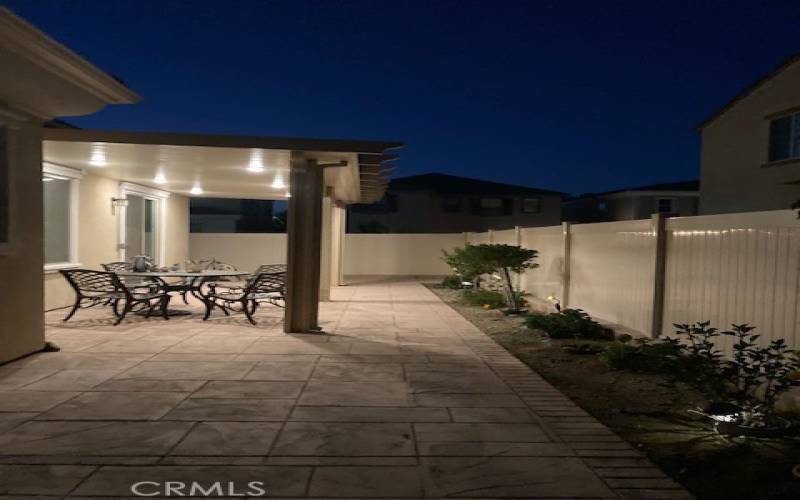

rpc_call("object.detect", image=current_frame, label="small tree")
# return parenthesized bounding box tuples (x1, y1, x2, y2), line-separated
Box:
(442, 244, 537, 312)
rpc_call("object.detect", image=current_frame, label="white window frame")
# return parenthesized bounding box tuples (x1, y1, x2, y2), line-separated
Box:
(43, 162, 82, 272)
(118, 182, 170, 264)
(767, 112, 800, 163)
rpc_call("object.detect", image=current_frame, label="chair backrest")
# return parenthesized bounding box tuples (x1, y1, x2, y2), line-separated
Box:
(254, 264, 287, 274)
(247, 271, 286, 295)
(101, 261, 133, 272)
(60, 269, 125, 297)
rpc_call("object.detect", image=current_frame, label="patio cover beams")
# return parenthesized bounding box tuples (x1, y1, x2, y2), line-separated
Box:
(41, 129, 402, 334)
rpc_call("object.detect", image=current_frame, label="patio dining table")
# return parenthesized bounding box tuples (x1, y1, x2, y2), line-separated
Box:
(116, 270, 250, 317)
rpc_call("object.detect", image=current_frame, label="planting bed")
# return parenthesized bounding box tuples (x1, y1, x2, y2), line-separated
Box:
(428, 284, 800, 500)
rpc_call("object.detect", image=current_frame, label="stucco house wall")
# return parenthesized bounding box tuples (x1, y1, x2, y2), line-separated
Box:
(700, 59, 800, 214)
(1, 121, 46, 363)
(44, 171, 190, 311)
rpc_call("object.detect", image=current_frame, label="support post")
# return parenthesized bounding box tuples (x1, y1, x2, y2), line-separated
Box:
(488, 229, 494, 244)
(285, 154, 323, 333)
(561, 222, 571, 308)
(514, 226, 522, 291)
(650, 213, 668, 337)
(331, 203, 346, 286)
(319, 188, 333, 301)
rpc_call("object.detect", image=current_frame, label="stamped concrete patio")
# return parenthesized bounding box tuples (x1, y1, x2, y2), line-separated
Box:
(0, 278, 689, 499)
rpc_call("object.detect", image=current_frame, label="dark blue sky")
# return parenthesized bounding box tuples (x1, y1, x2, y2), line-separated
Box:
(6, 0, 799, 194)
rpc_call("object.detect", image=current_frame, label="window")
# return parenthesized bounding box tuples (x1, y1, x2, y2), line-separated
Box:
(442, 196, 461, 213)
(656, 197, 674, 214)
(597, 201, 608, 211)
(42, 164, 81, 270)
(470, 197, 513, 216)
(521, 197, 541, 213)
(768, 112, 800, 162)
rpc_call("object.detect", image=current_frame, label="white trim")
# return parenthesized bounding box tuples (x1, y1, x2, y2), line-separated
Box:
(119, 182, 170, 200)
(43, 162, 83, 179)
(42, 167, 80, 268)
(44, 262, 82, 273)
(118, 182, 168, 265)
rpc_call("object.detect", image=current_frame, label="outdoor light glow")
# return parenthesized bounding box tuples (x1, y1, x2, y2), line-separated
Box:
(247, 150, 264, 172)
(190, 186, 203, 195)
(153, 173, 167, 184)
(89, 148, 107, 167)
(285, 191, 291, 198)
(271, 175, 286, 189)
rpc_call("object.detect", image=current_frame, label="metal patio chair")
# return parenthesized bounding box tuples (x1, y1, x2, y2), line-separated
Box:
(60, 269, 171, 325)
(203, 271, 286, 325)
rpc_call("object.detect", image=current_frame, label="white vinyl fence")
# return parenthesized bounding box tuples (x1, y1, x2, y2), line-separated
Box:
(464, 209, 800, 349)
(189, 233, 465, 277)
(190, 209, 799, 348)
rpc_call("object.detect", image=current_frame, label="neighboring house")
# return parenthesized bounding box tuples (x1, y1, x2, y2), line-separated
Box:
(189, 198, 285, 233)
(348, 173, 565, 233)
(698, 53, 800, 214)
(563, 180, 699, 223)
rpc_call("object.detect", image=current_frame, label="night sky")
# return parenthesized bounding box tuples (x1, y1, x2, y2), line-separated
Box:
(5, 0, 799, 195)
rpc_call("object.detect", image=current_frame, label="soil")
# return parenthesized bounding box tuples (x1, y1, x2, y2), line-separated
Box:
(428, 284, 800, 500)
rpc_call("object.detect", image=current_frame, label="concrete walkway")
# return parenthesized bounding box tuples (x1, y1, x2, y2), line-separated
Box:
(0, 278, 689, 499)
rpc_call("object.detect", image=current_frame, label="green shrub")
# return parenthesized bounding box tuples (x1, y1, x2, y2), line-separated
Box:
(440, 275, 464, 289)
(442, 244, 537, 312)
(601, 340, 683, 373)
(524, 308, 613, 339)
(462, 289, 507, 309)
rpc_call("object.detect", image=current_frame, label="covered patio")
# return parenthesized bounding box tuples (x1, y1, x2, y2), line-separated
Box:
(0, 278, 688, 499)
(42, 128, 399, 333)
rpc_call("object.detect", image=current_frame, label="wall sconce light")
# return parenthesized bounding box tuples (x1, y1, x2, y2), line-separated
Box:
(111, 197, 128, 215)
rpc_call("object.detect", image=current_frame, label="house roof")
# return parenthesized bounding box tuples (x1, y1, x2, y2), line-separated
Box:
(696, 53, 800, 130)
(570, 180, 699, 200)
(387, 173, 566, 196)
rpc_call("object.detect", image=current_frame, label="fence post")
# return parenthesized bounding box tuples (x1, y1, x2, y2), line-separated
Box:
(561, 222, 571, 308)
(514, 226, 522, 291)
(463, 232, 470, 245)
(488, 229, 494, 244)
(650, 213, 667, 337)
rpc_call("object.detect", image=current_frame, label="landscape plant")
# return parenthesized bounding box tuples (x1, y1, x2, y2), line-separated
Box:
(462, 289, 508, 309)
(442, 244, 537, 313)
(603, 321, 800, 431)
(525, 308, 613, 340)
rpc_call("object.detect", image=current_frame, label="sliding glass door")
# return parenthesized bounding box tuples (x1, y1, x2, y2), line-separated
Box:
(124, 194, 157, 260)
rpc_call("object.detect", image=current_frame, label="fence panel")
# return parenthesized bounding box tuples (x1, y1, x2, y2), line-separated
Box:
(492, 229, 518, 246)
(189, 233, 287, 272)
(663, 210, 800, 351)
(467, 232, 490, 245)
(344, 233, 464, 276)
(519, 226, 564, 303)
(569, 219, 656, 334)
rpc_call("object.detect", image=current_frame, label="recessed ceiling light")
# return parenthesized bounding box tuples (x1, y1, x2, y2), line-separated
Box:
(248, 150, 264, 172)
(153, 173, 167, 184)
(89, 150, 107, 167)
(190, 186, 203, 195)
(271, 176, 286, 189)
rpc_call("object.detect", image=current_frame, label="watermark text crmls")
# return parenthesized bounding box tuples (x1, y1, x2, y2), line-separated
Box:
(131, 481, 268, 497)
